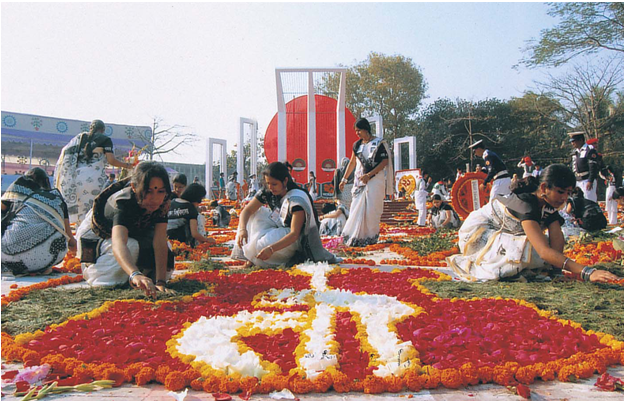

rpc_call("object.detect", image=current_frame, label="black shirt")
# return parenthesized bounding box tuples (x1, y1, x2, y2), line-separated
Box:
(104, 186, 168, 238)
(497, 192, 564, 227)
(167, 199, 199, 243)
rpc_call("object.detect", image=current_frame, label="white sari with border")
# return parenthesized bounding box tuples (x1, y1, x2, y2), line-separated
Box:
(342, 138, 394, 247)
(232, 188, 339, 267)
(447, 199, 551, 281)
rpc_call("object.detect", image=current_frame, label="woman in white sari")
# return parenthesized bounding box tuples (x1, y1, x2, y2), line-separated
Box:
(447, 164, 618, 283)
(319, 200, 349, 236)
(232, 162, 339, 268)
(339, 118, 394, 247)
(54, 120, 132, 226)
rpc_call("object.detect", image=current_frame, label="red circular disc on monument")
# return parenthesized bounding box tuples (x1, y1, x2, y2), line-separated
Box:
(265, 95, 358, 184)
(451, 172, 489, 219)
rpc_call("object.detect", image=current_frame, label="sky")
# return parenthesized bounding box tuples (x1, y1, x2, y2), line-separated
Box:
(1, 2, 560, 165)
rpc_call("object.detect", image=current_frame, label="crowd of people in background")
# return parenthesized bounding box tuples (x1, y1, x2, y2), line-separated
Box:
(2, 118, 623, 295)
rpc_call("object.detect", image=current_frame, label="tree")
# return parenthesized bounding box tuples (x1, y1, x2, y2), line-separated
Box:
(415, 98, 517, 179)
(520, 3, 624, 68)
(507, 92, 571, 164)
(415, 96, 575, 180)
(317, 52, 427, 142)
(534, 57, 624, 157)
(132, 117, 200, 161)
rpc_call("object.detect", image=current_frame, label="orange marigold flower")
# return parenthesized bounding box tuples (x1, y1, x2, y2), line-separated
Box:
(135, 367, 155, 386)
(190, 377, 205, 391)
(103, 367, 126, 387)
(477, 366, 494, 384)
(384, 375, 403, 393)
(492, 366, 515, 386)
(73, 366, 95, 383)
(202, 376, 222, 393)
(459, 362, 479, 386)
(557, 365, 577, 382)
(124, 362, 145, 382)
(287, 377, 311, 394)
(239, 376, 259, 393)
(514, 366, 537, 385)
(403, 371, 424, 392)
(155, 365, 172, 384)
(574, 362, 595, 380)
(219, 376, 240, 394)
(312, 372, 333, 393)
(330, 371, 350, 393)
(61, 358, 83, 375)
(21, 350, 41, 367)
(422, 370, 442, 389)
(165, 371, 187, 391)
(41, 354, 67, 374)
(440, 368, 463, 389)
(362, 376, 385, 394)
(182, 368, 201, 383)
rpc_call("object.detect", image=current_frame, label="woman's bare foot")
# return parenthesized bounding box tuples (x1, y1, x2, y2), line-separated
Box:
(242, 261, 254, 269)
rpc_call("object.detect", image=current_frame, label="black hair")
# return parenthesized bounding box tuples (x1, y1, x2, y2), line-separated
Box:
(309, 171, 315, 177)
(432, 194, 442, 201)
(571, 186, 584, 198)
(83, 119, 106, 160)
(180, 183, 206, 203)
(511, 164, 576, 195)
(173, 173, 188, 186)
(131, 161, 172, 203)
(24, 167, 51, 190)
(355, 117, 372, 133)
(321, 202, 337, 214)
(613, 187, 624, 200)
(210, 199, 219, 207)
(109, 173, 116, 180)
(263, 161, 320, 225)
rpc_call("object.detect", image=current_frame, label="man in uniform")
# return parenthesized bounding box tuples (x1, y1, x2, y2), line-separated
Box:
(569, 132, 599, 202)
(469, 140, 511, 201)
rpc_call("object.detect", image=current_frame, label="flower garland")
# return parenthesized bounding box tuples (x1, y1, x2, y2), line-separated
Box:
(380, 244, 459, 267)
(2, 263, 623, 396)
(1, 275, 84, 307)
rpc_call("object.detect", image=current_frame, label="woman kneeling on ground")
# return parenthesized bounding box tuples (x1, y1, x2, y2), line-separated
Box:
(232, 161, 340, 268)
(565, 187, 608, 232)
(319, 200, 349, 236)
(167, 183, 216, 247)
(76, 161, 175, 297)
(2, 167, 77, 275)
(427, 194, 461, 229)
(448, 164, 618, 283)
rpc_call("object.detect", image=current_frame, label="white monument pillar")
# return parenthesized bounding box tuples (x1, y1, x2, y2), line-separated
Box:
(238, 118, 259, 183)
(393, 136, 417, 171)
(206, 138, 227, 200)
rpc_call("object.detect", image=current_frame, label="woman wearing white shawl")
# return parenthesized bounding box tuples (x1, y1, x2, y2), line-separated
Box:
(339, 118, 394, 247)
(232, 162, 340, 268)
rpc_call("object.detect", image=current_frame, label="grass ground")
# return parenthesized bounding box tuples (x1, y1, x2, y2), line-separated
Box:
(424, 263, 624, 338)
